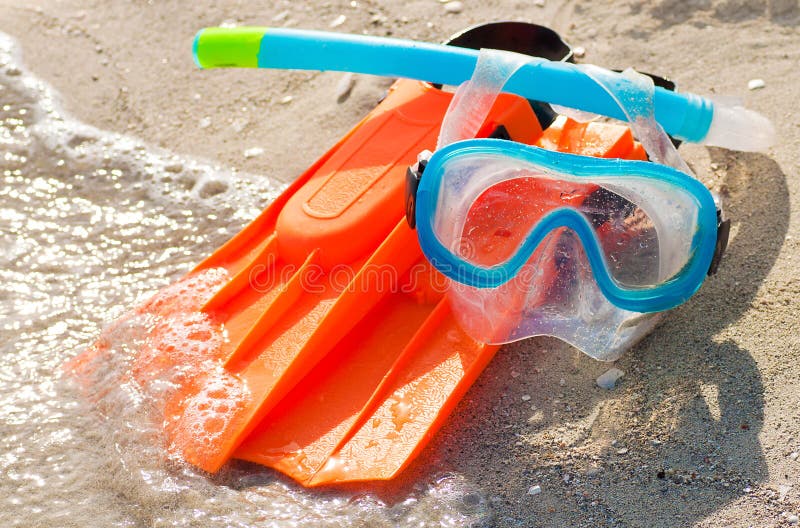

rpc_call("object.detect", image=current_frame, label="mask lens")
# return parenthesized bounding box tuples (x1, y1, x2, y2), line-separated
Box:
(430, 153, 701, 290)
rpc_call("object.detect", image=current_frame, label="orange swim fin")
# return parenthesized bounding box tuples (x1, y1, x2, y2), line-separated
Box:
(66, 87, 646, 486)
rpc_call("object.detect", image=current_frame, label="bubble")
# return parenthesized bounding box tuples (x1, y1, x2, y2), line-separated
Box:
(164, 366, 251, 466)
(135, 268, 229, 317)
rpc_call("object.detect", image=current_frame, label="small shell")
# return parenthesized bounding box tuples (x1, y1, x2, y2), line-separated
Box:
(443, 1, 463, 14)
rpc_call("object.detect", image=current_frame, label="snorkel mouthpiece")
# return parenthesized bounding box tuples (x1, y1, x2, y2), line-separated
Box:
(193, 27, 265, 69)
(702, 100, 776, 152)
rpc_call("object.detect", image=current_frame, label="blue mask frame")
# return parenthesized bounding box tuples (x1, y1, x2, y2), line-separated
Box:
(415, 138, 719, 313)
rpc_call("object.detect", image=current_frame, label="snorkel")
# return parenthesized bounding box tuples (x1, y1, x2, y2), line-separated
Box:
(192, 26, 774, 151)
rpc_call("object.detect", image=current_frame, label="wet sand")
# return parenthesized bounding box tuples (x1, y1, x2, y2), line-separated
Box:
(1, 0, 799, 526)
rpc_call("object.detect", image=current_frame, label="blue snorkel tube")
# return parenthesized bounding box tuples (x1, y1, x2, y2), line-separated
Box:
(193, 27, 774, 151)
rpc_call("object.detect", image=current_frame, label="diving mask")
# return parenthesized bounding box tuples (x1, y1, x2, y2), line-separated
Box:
(408, 49, 731, 360)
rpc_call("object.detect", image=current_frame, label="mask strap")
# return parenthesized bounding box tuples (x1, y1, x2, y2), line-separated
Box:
(581, 66, 729, 274)
(437, 48, 533, 149)
(440, 51, 691, 176)
(579, 65, 692, 175)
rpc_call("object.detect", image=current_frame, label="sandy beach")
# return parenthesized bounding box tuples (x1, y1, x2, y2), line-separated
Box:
(0, 0, 798, 526)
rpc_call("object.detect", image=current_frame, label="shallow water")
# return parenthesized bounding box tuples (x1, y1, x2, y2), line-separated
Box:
(0, 32, 491, 527)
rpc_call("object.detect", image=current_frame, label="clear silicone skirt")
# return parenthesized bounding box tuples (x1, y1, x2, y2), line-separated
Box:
(415, 139, 719, 360)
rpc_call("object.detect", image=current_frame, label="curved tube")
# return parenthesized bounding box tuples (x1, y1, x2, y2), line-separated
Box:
(192, 26, 773, 149)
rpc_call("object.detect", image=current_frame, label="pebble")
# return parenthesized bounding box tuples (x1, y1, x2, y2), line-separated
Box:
(534, 0, 545, 5)
(279, 95, 294, 105)
(789, 452, 799, 461)
(521, 394, 532, 402)
(335, 73, 356, 103)
(748, 78, 765, 90)
(788, 514, 799, 525)
(559, 378, 566, 387)
(616, 448, 629, 455)
(528, 485, 542, 496)
(330, 14, 347, 28)
(443, 1, 463, 14)
(596, 368, 624, 389)
(198, 116, 212, 129)
(574, 46, 586, 58)
(230, 117, 250, 133)
(243, 147, 264, 159)
(164, 162, 184, 173)
(779, 485, 792, 502)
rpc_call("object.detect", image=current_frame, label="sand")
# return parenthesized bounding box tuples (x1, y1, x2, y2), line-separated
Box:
(0, 0, 798, 526)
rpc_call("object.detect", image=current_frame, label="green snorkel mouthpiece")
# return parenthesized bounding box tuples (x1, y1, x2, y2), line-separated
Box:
(193, 27, 267, 69)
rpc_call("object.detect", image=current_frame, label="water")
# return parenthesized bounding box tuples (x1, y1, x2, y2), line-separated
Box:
(0, 32, 491, 527)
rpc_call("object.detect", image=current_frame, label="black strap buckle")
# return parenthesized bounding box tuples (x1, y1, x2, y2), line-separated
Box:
(708, 208, 731, 275)
(406, 126, 512, 230)
(405, 156, 428, 229)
